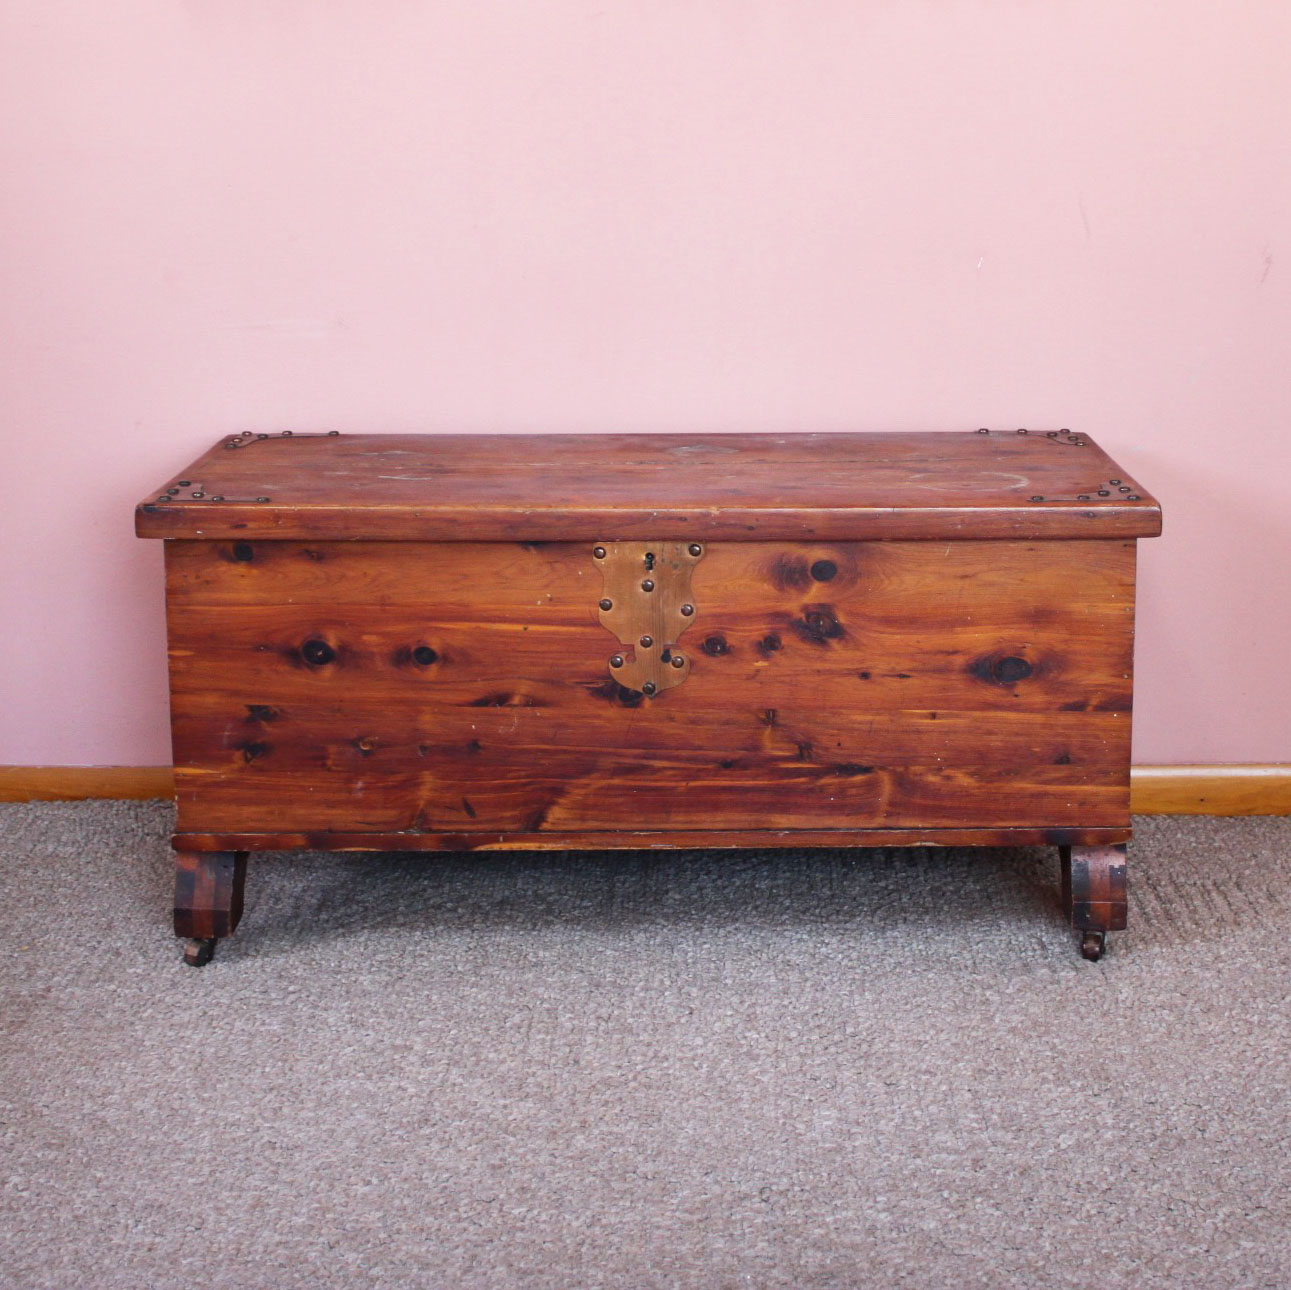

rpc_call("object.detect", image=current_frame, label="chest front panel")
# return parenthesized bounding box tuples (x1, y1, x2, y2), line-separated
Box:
(163, 537, 1135, 835)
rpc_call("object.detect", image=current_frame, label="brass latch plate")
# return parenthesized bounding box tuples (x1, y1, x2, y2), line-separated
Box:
(593, 542, 704, 695)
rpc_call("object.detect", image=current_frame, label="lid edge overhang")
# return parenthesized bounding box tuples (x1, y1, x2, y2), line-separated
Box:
(135, 499, 1163, 542)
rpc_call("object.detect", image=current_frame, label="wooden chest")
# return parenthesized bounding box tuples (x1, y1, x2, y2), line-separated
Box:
(136, 429, 1161, 963)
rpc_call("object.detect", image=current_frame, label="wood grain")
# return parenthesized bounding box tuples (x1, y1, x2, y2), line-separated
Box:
(162, 538, 1137, 712)
(173, 849, 248, 938)
(173, 826, 1133, 852)
(135, 430, 1162, 542)
(9, 765, 1284, 814)
(0, 766, 175, 801)
(163, 537, 1136, 836)
(1060, 843, 1129, 932)
(1129, 765, 1291, 815)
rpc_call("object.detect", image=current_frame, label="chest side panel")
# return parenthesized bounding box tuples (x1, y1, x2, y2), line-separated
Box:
(164, 538, 1136, 833)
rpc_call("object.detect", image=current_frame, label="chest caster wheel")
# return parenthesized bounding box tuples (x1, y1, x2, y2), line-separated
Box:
(1080, 930, 1107, 961)
(183, 937, 217, 967)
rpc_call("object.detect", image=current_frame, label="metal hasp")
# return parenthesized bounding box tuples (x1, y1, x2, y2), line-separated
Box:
(593, 541, 704, 696)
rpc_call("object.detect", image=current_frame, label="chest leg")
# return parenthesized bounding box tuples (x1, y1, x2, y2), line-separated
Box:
(1059, 843, 1128, 960)
(173, 850, 250, 966)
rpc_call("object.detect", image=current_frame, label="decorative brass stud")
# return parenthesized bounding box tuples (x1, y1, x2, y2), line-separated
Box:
(641, 579, 654, 592)
(680, 604, 694, 616)
(642, 682, 657, 696)
(688, 544, 702, 557)
(599, 598, 613, 611)
(593, 546, 607, 559)
(670, 655, 684, 669)
(640, 635, 653, 649)
(227, 429, 341, 449)
(610, 655, 624, 669)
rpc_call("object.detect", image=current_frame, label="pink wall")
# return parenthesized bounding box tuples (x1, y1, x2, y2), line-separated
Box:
(2, 1, 1289, 766)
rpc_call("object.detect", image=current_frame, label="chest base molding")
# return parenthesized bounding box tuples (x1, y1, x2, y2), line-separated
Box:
(6, 767, 1286, 815)
(172, 825, 1132, 852)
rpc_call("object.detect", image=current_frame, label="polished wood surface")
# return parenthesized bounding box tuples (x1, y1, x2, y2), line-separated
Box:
(0, 766, 176, 801)
(173, 849, 248, 939)
(1060, 842, 1129, 959)
(174, 827, 1133, 852)
(137, 430, 1161, 960)
(1129, 765, 1291, 815)
(1060, 843, 1129, 932)
(164, 537, 1136, 836)
(12, 765, 1282, 814)
(136, 430, 1162, 542)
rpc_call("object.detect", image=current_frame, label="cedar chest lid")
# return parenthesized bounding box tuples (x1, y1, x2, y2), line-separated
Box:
(135, 429, 1162, 542)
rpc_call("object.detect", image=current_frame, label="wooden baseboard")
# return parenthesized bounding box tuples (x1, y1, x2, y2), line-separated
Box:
(1129, 765, 1291, 815)
(0, 766, 175, 801)
(2, 764, 1289, 815)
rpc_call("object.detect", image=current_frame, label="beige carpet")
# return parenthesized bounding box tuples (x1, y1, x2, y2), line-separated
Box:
(1, 802, 1289, 1289)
